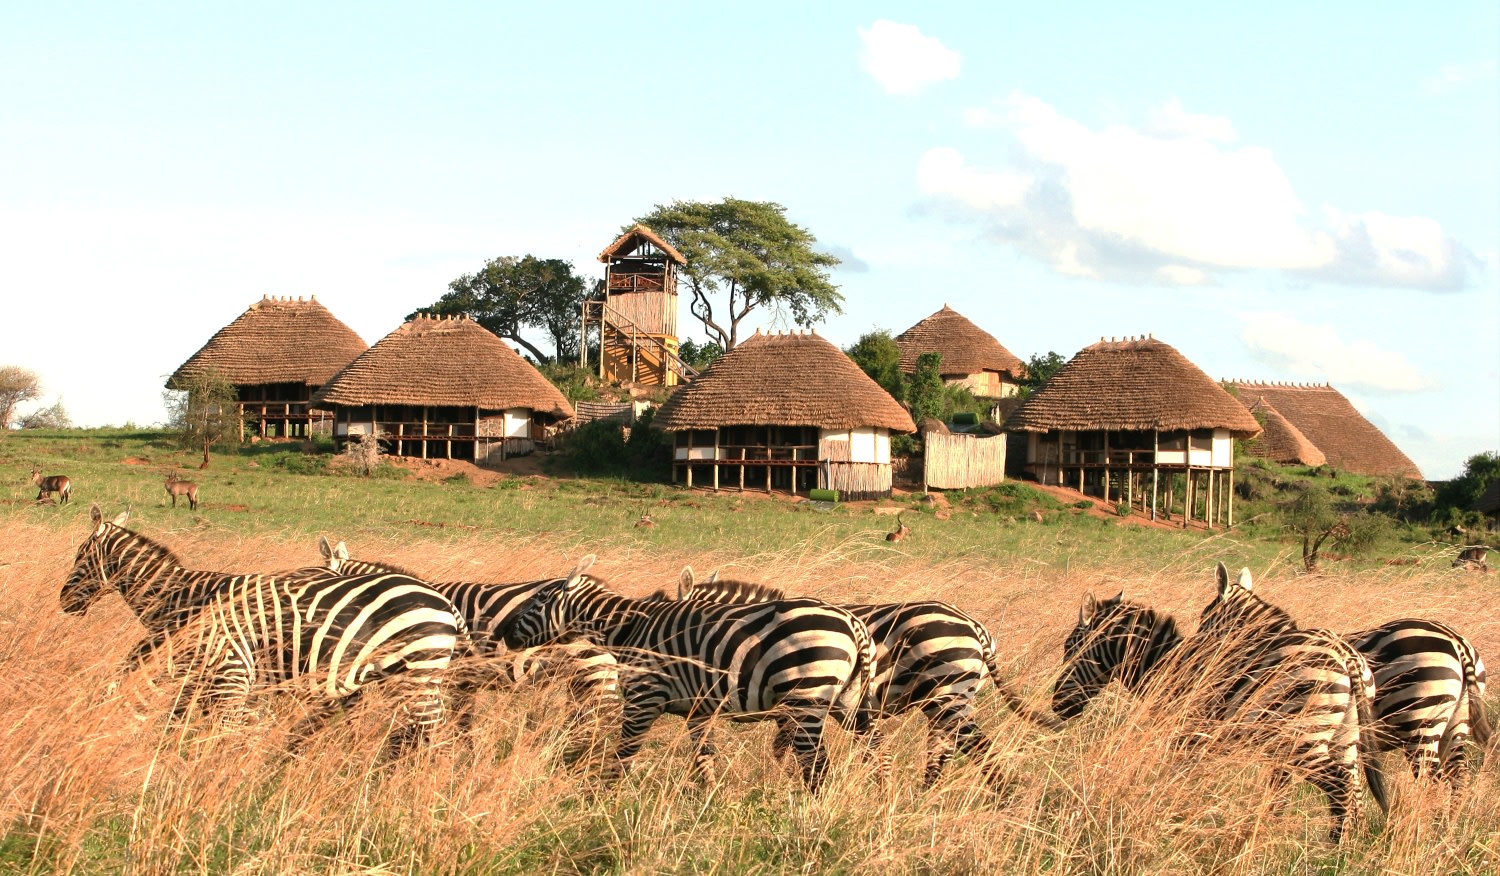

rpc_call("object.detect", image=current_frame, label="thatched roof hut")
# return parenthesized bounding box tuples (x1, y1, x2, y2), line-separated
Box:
(169, 295, 366, 390)
(655, 330, 914, 433)
(1008, 336, 1261, 436)
(314, 316, 572, 417)
(895, 305, 1026, 395)
(313, 316, 573, 462)
(654, 330, 914, 500)
(1007, 335, 1259, 528)
(1243, 396, 1327, 467)
(1228, 381, 1421, 479)
(168, 295, 368, 440)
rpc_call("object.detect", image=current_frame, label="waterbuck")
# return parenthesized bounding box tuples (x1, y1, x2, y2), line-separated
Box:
(30, 467, 71, 505)
(164, 473, 199, 510)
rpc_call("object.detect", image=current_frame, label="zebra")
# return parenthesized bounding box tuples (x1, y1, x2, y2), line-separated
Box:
(61, 505, 463, 753)
(1200, 562, 1491, 785)
(316, 538, 623, 740)
(1052, 591, 1388, 843)
(675, 570, 1061, 785)
(499, 571, 877, 792)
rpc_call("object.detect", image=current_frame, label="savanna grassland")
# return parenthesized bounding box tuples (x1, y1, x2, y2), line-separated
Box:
(1, 430, 1496, 875)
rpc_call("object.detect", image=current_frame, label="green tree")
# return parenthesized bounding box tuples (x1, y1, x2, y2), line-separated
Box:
(634, 198, 842, 350)
(1280, 480, 1387, 572)
(677, 338, 723, 370)
(1434, 451, 1500, 517)
(845, 330, 905, 399)
(0, 366, 42, 429)
(163, 369, 244, 468)
(416, 255, 588, 363)
(1019, 351, 1067, 397)
(906, 352, 946, 424)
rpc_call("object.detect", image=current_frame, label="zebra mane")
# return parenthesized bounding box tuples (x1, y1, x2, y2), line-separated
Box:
(682, 577, 787, 604)
(111, 522, 187, 568)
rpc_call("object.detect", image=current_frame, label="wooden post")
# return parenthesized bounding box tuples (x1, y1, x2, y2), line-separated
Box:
(1228, 468, 1235, 528)
(1151, 431, 1159, 521)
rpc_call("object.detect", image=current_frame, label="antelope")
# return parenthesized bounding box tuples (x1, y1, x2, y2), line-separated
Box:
(30, 467, 71, 505)
(164, 473, 199, 511)
(885, 512, 909, 542)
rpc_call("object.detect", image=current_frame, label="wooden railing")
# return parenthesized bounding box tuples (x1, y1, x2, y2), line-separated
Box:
(582, 299, 699, 382)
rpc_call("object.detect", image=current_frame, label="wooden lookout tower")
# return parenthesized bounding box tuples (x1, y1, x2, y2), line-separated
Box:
(581, 224, 698, 386)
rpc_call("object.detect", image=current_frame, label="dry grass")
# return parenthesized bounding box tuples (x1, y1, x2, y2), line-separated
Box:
(1, 514, 1496, 874)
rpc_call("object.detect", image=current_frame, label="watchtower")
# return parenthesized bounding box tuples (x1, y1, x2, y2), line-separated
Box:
(581, 224, 697, 386)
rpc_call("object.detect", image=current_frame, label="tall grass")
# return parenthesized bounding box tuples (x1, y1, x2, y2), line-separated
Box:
(1, 431, 1496, 873)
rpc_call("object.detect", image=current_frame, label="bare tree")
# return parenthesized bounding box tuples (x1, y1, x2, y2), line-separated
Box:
(163, 368, 245, 468)
(0, 366, 42, 429)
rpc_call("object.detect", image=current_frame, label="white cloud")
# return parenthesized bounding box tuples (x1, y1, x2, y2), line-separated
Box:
(1424, 59, 1499, 95)
(918, 91, 1475, 290)
(1239, 311, 1434, 394)
(857, 20, 960, 96)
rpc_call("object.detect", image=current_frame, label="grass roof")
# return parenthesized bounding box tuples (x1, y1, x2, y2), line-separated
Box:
(311, 316, 575, 418)
(894, 305, 1026, 379)
(598, 224, 686, 265)
(653, 330, 916, 433)
(1244, 397, 1326, 467)
(1007, 335, 1262, 436)
(168, 296, 367, 389)
(1229, 381, 1421, 478)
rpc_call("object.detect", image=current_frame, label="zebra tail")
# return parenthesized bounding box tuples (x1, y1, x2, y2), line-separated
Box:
(982, 649, 1063, 730)
(1467, 676, 1493, 751)
(1354, 677, 1390, 815)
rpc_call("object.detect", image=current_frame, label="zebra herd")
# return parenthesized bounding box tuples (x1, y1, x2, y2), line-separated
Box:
(60, 504, 1490, 843)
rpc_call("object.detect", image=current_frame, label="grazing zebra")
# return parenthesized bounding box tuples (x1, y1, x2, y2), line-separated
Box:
(1053, 591, 1388, 843)
(500, 572, 877, 791)
(1201, 562, 1491, 784)
(676, 570, 1060, 785)
(30, 466, 71, 505)
(317, 538, 623, 734)
(61, 505, 463, 753)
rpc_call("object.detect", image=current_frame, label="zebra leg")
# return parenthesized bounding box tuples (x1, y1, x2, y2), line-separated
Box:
(612, 690, 665, 778)
(780, 706, 831, 793)
(1306, 764, 1358, 844)
(686, 715, 719, 785)
(385, 681, 445, 759)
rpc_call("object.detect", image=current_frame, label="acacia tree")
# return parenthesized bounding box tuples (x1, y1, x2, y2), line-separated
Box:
(163, 369, 244, 468)
(0, 366, 42, 429)
(416, 255, 588, 362)
(1281, 480, 1387, 571)
(634, 198, 842, 351)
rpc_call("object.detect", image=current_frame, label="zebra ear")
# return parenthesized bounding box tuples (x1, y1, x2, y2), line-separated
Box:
(1235, 567, 1254, 593)
(1215, 561, 1230, 595)
(318, 535, 333, 561)
(678, 566, 695, 599)
(90, 503, 103, 526)
(1080, 592, 1099, 624)
(566, 554, 596, 585)
(111, 509, 130, 527)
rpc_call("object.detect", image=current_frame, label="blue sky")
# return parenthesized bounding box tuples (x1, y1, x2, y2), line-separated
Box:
(4, 3, 1496, 479)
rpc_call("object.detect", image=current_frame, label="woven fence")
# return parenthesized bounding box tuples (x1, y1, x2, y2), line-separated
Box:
(574, 401, 635, 425)
(923, 431, 1007, 490)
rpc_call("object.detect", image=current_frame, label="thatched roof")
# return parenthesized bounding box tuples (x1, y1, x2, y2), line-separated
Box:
(1006, 335, 1262, 436)
(653, 330, 916, 433)
(1229, 381, 1420, 478)
(598, 224, 686, 265)
(895, 305, 1026, 379)
(1243, 397, 1326, 467)
(168, 296, 366, 389)
(311, 316, 575, 418)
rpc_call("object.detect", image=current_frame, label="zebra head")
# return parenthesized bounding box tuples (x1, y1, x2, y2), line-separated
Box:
(499, 555, 600, 649)
(1197, 562, 1295, 639)
(1052, 591, 1180, 720)
(61, 504, 131, 614)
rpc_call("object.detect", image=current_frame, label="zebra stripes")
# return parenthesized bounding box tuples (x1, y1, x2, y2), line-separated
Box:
(1201, 562, 1491, 783)
(500, 572, 876, 791)
(317, 538, 623, 737)
(1052, 591, 1388, 843)
(62, 506, 463, 752)
(676, 570, 1059, 784)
